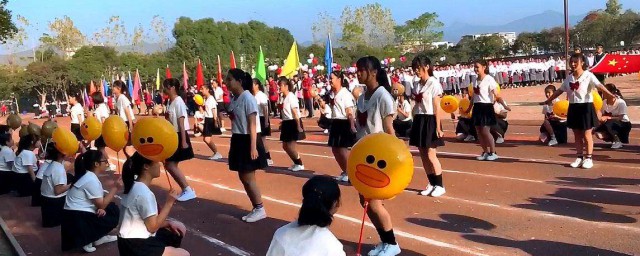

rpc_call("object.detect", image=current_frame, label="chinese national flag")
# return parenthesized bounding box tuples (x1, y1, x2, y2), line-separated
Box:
(590, 54, 640, 74)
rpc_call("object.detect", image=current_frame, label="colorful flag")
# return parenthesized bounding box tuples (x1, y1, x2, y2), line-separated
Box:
(196, 59, 204, 90)
(127, 71, 134, 97)
(255, 46, 266, 84)
(133, 69, 142, 101)
(325, 35, 334, 75)
(590, 54, 640, 74)
(281, 41, 300, 79)
(83, 88, 91, 107)
(217, 55, 223, 85)
(102, 77, 109, 96)
(166, 64, 172, 79)
(230, 51, 237, 69)
(156, 68, 161, 91)
(182, 62, 189, 91)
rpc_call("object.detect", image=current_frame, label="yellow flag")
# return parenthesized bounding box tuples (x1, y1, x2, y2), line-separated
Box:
(281, 41, 300, 79)
(155, 68, 160, 91)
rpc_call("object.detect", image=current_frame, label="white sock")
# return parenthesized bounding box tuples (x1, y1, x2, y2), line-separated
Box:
(184, 187, 193, 192)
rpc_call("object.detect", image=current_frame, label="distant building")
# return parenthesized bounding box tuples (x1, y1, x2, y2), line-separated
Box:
(461, 32, 517, 46)
(397, 40, 455, 54)
(431, 41, 455, 48)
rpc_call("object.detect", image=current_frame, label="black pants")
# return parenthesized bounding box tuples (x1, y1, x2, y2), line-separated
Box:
(393, 119, 412, 137)
(304, 98, 314, 117)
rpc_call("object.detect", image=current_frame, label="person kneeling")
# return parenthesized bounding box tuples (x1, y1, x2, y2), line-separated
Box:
(393, 94, 412, 138)
(595, 84, 632, 149)
(491, 98, 510, 144)
(40, 145, 73, 228)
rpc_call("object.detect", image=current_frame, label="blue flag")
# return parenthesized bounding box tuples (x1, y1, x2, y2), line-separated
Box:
(325, 35, 333, 75)
(102, 78, 109, 96)
(127, 71, 133, 97)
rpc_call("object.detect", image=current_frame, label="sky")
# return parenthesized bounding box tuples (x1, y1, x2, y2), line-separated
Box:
(4, 0, 640, 52)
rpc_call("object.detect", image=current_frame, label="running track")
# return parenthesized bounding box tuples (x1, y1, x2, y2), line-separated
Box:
(1, 115, 639, 255)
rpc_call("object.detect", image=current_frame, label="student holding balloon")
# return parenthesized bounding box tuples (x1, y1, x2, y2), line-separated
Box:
(541, 53, 616, 169)
(471, 60, 500, 161)
(455, 96, 477, 142)
(409, 54, 446, 198)
(539, 85, 566, 146)
(595, 83, 632, 149)
(328, 70, 356, 183)
(200, 83, 223, 161)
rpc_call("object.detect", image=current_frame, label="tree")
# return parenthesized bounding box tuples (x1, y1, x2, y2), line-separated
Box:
(311, 12, 336, 46)
(3, 15, 30, 68)
(0, 0, 17, 44)
(40, 16, 85, 60)
(150, 15, 169, 51)
(512, 32, 537, 55)
(339, 4, 396, 49)
(131, 23, 144, 52)
(20, 56, 69, 99)
(605, 0, 622, 16)
(92, 16, 129, 47)
(395, 12, 444, 52)
(468, 35, 504, 59)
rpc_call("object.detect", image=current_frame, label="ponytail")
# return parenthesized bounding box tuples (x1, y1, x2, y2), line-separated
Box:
(297, 175, 340, 228)
(122, 152, 153, 194)
(16, 135, 35, 156)
(73, 150, 103, 183)
(356, 56, 391, 92)
(604, 83, 623, 99)
(376, 68, 391, 93)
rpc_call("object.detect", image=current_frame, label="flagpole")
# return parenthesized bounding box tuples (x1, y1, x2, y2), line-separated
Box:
(564, 0, 570, 76)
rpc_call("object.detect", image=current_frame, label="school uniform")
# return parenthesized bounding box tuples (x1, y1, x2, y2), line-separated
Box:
(254, 91, 271, 136)
(456, 111, 477, 139)
(472, 75, 498, 127)
(40, 161, 69, 227)
(410, 77, 445, 148)
(228, 91, 268, 172)
(355, 86, 395, 140)
(0, 145, 15, 195)
(596, 98, 632, 143)
(116, 94, 135, 145)
(540, 100, 568, 144)
(328, 88, 356, 148)
(118, 182, 183, 256)
(280, 92, 306, 142)
(203, 95, 222, 136)
(70, 103, 85, 140)
(491, 101, 509, 138)
(561, 71, 601, 130)
(318, 104, 332, 130)
(12, 149, 37, 197)
(62, 171, 119, 251)
(393, 98, 412, 138)
(94, 103, 110, 148)
(267, 221, 346, 256)
(166, 96, 194, 162)
(32, 160, 51, 206)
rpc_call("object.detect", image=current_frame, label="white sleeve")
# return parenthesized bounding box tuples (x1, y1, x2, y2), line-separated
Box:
(3, 149, 14, 162)
(342, 94, 355, 109)
(560, 78, 570, 92)
(244, 97, 258, 116)
(136, 193, 159, 219)
(25, 152, 36, 166)
(52, 168, 67, 186)
(290, 96, 299, 110)
(84, 179, 104, 199)
(176, 101, 188, 119)
(266, 236, 284, 256)
(589, 72, 602, 88)
(380, 94, 396, 117)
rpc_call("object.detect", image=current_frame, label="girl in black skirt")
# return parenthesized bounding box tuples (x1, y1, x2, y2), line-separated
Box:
(62, 150, 120, 253)
(410, 54, 446, 198)
(226, 69, 269, 223)
(69, 93, 87, 153)
(278, 77, 306, 172)
(471, 60, 500, 161)
(12, 134, 40, 197)
(542, 53, 616, 169)
(328, 71, 356, 183)
(252, 79, 274, 166)
(200, 84, 223, 161)
(40, 145, 72, 227)
(0, 131, 15, 195)
(163, 78, 196, 202)
(118, 152, 189, 256)
(595, 83, 632, 149)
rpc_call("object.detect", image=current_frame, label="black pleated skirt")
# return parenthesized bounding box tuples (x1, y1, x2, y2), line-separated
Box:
(328, 119, 356, 148)
(14, 172, 33, 197)
(203, 117, 222, 137)
(31, 178, 42, 206)
(61, 203, 120, 251)
(71, 123, 83, 140)
(259, 116, 271, 137)
(228, 134, 268, 172)
(0, 171, 11, 195)
(166, 133, 194, 163)
(409, 114, 445, 148)
(41, 195, 66, 227)
(117, 228, 183, 256)
(472, 103, 497, 127)
(280, 119, 306, 142)
(567, 103, 598, 130)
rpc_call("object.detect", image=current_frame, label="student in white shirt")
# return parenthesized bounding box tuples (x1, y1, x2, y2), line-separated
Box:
(193, 107, 205, 137)
(328, 71, 356, 183)
(12, 134, 40, 197)
(112, 81, 136, 156)
(316, 96, 332, 134)
(539, 85, 567, 146)
(278, 77, 306, 172)
(267, 176, 345, 256)
(69, 93, 87, 152)
(393, 93, 412, 138)
(162, 78, 196, 202)
(117, 152, 189, 256)
(91, 92, 116, 171)
(0, 130, 14, 195)
(595, 83, 632, 149)
(226, 69, 269, 223)
(40, 145, 72, 228)
(542, 53, 616, 169)
(471, 60, 500, 161)
(61, 150, 120, 253)
(491, 98, 511, 144)
(252, 79, 274, 166)
(410, 55, 446, 198)
(354, 56, 400, 256)
(212, 80, 227, 132)
(200, 84, 223, 160)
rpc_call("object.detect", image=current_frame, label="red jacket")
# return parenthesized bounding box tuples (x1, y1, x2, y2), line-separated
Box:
(222, 84, 231, 104)
(302, 78, 313, 99)
(269, 81, 278, 102)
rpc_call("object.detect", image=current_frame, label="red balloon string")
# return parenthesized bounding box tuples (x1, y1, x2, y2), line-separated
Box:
(356, 200, 369, 256)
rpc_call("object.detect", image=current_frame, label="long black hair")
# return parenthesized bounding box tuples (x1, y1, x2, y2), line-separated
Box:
(411, 54, 435, 77)
(228, 68, 253, 91)
(298, 175, 341, 227)
(73, 150, 104, 183)
(16, 134, 36, 156)
(474, 59, 490, 75)
(91, 91, 104, 105)
(163, 78, 187, 100)
(253, 78, 265, 92)
(0, 125, 11, 147)
(122, 152, 153, 194)
(69, 92, 83, 107)
(570, 53, 589, 71)
(278, 76, 294, 92)
(605, 83, 623, 99)
(45, 142, 62, 161)
(356, 56, 391, 92)
(330, 70, 348, 89)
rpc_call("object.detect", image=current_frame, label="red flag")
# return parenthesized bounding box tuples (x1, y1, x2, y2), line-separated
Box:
(182, 62, 189, 91)
(590, 54, 640, 74)
(230, 51, 237, 69)
(89, 80, 96, 95)
(166, 64, 172, 79)
(196, 59, 205, 90)
(217, 55, 223, 85)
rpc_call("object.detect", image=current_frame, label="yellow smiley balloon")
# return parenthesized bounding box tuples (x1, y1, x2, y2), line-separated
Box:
(440, 95, 459, 114)
(347, 133, 414, 200)
(132, 118, 178, 162)
(52, 127, 78, 156)
(459, 98, 472, 118)
(81, 116, 102, 141)
(102, 115, 128, 152)
(194, 94, 204, 106)
(553, 100, 569, 118)
(592, 90, 603, 111)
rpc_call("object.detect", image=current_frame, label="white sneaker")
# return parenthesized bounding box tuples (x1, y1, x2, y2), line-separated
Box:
(548, 138, 558, 146)
(208, 152, 223, 160)
(430, 186, 446, 197)
(581, 158, 594, 169)
(94, 235, 117, 246)
(324, 129, 329, 134)
(194, 133, 202, 137)
(419, 184, 435, 196)
(611, 142, 623, 149)
(570, 158, 584, 168)
(485, 153, 499, 161)
(476, 153, 488, 161)
(539, 133, 548, 143)
(267, 159, 274, 166)
(220, 128, 227, 132)
(176, 189, 197, 202)
(336, 172, 349, 182)
(464, 135, 475, 142)
(456, 133, 465, 140)
(496, 137, 504, 144)
(289, 164, 305, 172)
(377, 243, 401, 256)
(242, 207, 267, 223)
(82, 243, 96, 253)
(369, 243, 384, 256)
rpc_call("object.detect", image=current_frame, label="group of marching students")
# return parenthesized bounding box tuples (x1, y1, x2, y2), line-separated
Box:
(0, 50, 634, 256)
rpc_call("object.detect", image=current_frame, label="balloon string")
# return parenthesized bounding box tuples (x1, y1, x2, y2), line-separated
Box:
(165, 168, 173, 190)
(116, 151, 121, 175)
(356, 200, 369, 256)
